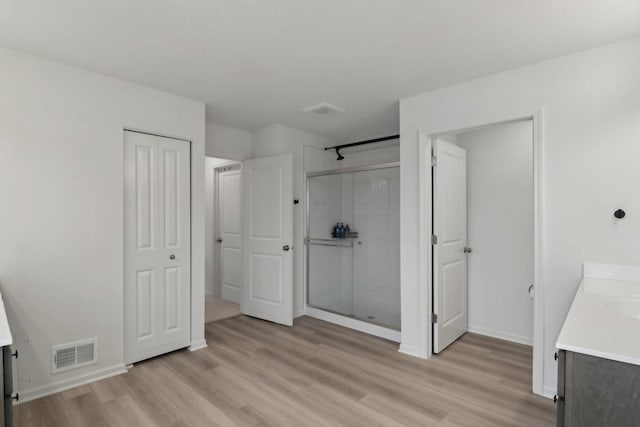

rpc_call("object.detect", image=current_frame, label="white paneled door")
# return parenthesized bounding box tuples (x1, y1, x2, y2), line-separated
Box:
(242, 154, 294, 326)
(433, 138, 468, 353)
(124, 131, 191, 364)
(218, 168, 242, 304)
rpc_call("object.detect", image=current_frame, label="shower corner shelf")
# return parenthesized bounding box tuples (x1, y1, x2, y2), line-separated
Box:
(332, 232, 358, 239)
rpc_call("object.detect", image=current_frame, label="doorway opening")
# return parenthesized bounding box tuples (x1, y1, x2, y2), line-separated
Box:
(430, 118, 537, 388)
(205, 156, 242, 323)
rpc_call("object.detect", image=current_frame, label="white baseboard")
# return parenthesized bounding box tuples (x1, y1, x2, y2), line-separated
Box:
(542, 384, 557, 399)
(398, 343, 428, 359)
(19, 364, 127, 403)
(188, 339, 208, 352)
(304, 306, 401, 343)
(468, 324, 533, 346)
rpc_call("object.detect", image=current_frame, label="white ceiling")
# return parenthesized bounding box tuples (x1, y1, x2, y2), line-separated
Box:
(1, 1, 639, 142)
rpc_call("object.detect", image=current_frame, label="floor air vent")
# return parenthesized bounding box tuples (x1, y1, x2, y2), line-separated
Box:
(51, 338, 98, 374)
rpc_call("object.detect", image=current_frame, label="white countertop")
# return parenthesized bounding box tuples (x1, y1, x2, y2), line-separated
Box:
(0, 294, 12, 347)
(556, 263, 640, 366)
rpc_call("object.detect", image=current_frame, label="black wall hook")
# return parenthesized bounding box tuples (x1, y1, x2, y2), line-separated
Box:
(614, 209, 626, 219)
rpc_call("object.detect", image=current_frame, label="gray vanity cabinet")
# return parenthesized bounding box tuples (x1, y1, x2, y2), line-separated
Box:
(556, 349, 640, 426)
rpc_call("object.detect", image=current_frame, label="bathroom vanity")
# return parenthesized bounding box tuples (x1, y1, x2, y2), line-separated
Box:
(556, 264, 640, 427)
(0, 294, 13, 427)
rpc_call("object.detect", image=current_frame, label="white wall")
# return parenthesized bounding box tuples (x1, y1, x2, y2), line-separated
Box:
(252, 124, 335, 316)
(204, 157, 241, 298)
(206, 122, 252, 160)
(0, 48, 206, 400)
(457, 120, 534, 345)
(400, 36, 640, 396)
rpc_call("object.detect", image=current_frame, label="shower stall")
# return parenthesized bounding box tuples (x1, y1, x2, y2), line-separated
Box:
(305, 163, 400, 340)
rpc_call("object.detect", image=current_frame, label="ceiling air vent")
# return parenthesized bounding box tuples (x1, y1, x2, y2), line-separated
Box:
(51, 338, 98, 374)
(302, 102, 345, 116)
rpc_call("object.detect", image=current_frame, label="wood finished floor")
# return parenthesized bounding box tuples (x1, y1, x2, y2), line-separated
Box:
(16, 316, 555, 426)
(205, 297, 241, 323)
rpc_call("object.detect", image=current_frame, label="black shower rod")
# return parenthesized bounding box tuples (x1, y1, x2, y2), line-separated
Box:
(324, 134, 399, 160)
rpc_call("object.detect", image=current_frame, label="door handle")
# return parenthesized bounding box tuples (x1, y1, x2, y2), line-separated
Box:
(216, 238, 223, 243)
(282, 245, 290, 251)
(169, 254, 176, 260)
(463, 247, 472, 253)
(528, 284, 534, 299)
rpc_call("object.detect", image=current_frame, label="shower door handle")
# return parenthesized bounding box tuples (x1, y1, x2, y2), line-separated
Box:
(282, 245, 290, 251)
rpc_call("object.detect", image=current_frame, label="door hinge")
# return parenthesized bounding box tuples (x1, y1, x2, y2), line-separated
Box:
(431, 156, 437, 167)
(431, 313, 438, 323)
(431, 235, 438, 245)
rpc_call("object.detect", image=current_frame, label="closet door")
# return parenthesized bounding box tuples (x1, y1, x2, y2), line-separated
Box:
(124, 131, 191, 364)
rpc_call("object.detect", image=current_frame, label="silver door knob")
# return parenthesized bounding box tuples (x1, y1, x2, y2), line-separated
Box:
(282, 245, 290, 251)
(169, 255, 176, 260)
(463, 247, 472, 253)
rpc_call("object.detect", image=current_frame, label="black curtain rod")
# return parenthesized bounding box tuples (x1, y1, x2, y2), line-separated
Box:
(324, 134, 400, 151)
(324, 134, 399, 160)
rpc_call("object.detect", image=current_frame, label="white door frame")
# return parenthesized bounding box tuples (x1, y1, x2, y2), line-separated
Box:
(417, 107, 544, 396)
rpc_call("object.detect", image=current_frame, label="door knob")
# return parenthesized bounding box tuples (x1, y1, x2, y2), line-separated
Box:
(216, 238, 222, 243)
(463, 247, 472, 253)
(169, 254, 176, 260)
(282, 245, 290, 251)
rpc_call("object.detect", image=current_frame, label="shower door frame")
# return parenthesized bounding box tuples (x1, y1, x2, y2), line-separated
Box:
(304, 162, 401, 343)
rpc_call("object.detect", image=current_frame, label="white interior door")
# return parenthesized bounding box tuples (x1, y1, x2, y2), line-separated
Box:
(433, 138, 468, 353)
(242, 154, 294, 326)
(124, 131, 191, 364)
(218, 167, 242, 304)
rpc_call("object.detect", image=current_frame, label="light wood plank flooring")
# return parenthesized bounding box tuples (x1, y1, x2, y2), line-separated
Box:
(16, 315, 555, 426)
(205, 297, 241, 323)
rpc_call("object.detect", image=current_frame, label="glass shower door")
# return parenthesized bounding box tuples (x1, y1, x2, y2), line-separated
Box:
(307, 173, 354, 316)
(352, 168, 400, 330)
(306, 166, 400, 330)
